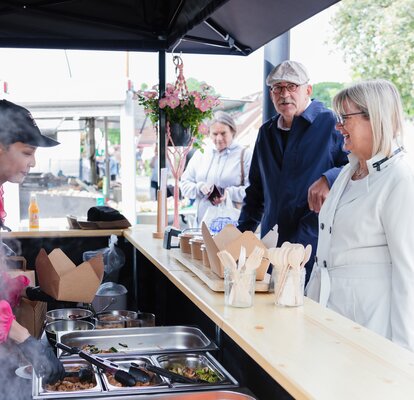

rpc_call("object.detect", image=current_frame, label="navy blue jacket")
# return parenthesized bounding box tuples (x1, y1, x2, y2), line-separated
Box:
(238, 100, 349, 278)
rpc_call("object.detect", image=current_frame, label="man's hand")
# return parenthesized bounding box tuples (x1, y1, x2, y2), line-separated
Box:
(308, 176, 330, 213)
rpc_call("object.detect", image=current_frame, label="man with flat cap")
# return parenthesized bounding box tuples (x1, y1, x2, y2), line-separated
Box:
(0, 99, 65, 399)
(238, 60, 348, 282)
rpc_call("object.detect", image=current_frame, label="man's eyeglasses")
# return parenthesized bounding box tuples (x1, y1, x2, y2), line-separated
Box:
(335, 111, 367, 126)
(270, 83, 302, 94)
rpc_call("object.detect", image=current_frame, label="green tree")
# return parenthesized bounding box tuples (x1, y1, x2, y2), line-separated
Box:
(331, 0, 414, 117)
(312, 82, 345, 109)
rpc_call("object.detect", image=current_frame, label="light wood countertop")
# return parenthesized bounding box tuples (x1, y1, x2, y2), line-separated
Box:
(125, 225, 414, 400)
(0, 218, 125, 238)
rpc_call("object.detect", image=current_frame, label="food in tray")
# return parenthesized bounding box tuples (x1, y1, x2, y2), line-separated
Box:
(105, 369, 156, 387)
(95, 314, 125, 329)
(81, 344, 119, 353)
(169, 365, 220, 383)
(45, 366, 96, 391)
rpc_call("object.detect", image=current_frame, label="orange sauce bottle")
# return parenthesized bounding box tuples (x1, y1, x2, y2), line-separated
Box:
(28, 193, 39, 229)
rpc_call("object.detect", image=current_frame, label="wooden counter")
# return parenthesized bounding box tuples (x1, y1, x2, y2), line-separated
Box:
(125, 225, 414, 400)
(0, 218, 125, 238)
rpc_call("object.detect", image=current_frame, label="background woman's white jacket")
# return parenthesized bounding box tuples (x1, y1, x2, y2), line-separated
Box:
(180, 141, 252, 224)
(306, 148, 414, 352)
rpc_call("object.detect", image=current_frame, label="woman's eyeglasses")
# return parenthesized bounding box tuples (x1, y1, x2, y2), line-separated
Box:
(335, 111, 367, 126)
(270, 83, 302, 94)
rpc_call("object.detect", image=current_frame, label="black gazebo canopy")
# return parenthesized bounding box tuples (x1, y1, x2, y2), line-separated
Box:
(0, 0, 340, 55)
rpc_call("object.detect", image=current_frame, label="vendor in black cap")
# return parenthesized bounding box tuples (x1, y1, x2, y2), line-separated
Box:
(0, 99, 64, 399)
(0, 99, 59, 229)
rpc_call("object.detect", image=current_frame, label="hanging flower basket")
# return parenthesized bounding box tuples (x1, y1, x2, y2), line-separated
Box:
(168, 123, 191, 146)
(136, 56, 220, 150)
(136, 56, 220, 228)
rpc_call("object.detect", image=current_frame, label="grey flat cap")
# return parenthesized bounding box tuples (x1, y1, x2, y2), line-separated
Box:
(266, 60, 310, 86)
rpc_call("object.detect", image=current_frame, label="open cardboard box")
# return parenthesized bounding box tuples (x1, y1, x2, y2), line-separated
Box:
(201, 222, 278, 280)
(14, 298, 47, 339)
(36, 248, 104, 303)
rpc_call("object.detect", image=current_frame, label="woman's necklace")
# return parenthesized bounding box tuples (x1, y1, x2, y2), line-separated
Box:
(353, 164, 368, 180)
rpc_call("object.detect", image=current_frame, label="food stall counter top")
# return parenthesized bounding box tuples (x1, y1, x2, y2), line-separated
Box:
(124, 225, 414, 400)
(1, 218, 125, 238)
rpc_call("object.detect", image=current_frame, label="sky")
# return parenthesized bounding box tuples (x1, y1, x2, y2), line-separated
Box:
(0, 3, 350, 102)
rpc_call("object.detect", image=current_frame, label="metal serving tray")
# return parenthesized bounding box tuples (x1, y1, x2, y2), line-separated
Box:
(32, 358, 103, 399)
(153, 352, 238, 392)
(99, 356, 168, 393)
(56, 326, 218, 357)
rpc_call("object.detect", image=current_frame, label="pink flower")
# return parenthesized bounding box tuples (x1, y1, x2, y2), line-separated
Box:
(205, 96, 216, 108)
(167, 96, 180, 109)
(144, 91, 157, 99)
(159, 98, 168, 109)
(193, 96, 201, 108)
(166, 83, 175, 94)
(198, 123, 209, 135)
(197, 100, 209, 112)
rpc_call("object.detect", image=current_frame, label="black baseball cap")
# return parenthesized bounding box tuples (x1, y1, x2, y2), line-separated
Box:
(0, 99, 59, 147)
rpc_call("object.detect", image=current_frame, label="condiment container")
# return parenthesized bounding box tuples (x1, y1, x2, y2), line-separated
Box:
(189, 236, 204, 260)
(201, 244, 210, 268)
(179, 232, 199, 254)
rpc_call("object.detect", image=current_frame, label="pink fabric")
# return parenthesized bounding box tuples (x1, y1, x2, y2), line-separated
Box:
(0, 185, 6, 223)
(8, 275, 30, 308)
(0, 272, 30, 308)
(0, 300, 15, 343)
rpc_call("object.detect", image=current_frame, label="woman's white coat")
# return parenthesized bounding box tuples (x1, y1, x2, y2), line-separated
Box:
(306, 148, 414, 351)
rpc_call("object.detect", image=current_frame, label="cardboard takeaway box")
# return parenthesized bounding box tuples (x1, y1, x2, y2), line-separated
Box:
(36, 248, 104, 303)
(201, 222, 278, 280)
(14, 298, 47, 339)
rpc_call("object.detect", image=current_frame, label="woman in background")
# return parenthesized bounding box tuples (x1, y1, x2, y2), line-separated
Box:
(306, 79, 414, 352)
(180, 111, 252, 226)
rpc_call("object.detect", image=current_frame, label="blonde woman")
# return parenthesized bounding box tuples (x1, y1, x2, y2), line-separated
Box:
(306, 79, 414, 351)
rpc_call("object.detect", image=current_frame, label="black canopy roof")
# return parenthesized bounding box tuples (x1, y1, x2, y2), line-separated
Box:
(0, 0, 340, 55)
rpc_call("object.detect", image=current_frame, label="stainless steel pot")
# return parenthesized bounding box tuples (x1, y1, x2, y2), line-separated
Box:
(45, 320, 94, 345)
(45, 308, 93, 323)
(91, 282, 128, 312)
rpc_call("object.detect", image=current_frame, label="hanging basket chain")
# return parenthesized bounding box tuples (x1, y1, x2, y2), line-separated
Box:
(173, 55, 189, 99)
(166, 55, 194, 228)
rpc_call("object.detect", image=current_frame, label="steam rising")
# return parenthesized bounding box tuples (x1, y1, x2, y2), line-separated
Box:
(0, 237, 33, 399)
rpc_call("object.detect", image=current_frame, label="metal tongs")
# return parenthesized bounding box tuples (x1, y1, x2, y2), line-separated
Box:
(55, 342, 136, 386)
(137, 363, 206, 384)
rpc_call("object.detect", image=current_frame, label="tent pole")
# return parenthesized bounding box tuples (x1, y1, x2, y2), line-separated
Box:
(158, 50, 166, 177)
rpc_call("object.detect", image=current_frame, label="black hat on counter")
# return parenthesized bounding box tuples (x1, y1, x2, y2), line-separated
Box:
(80, 206, 131, 229)
(0, 99, 59, 147)
(88, 206, 127, 222)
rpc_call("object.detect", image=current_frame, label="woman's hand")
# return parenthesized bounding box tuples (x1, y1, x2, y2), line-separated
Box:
(25, 286, 55, 302)
(199, 183, 213, 196)
(18, 336, 65, 384)
(210, 190, 226, 206)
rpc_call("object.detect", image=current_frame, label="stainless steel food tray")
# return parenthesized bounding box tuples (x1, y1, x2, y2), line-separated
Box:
(32, 358, 103, 399)
(99, 356, 169, 393)
(56, 326, 218, 358)
(152, 352, 238, 392)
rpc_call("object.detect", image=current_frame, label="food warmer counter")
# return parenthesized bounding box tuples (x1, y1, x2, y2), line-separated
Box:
(32, 326, 251, 399)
